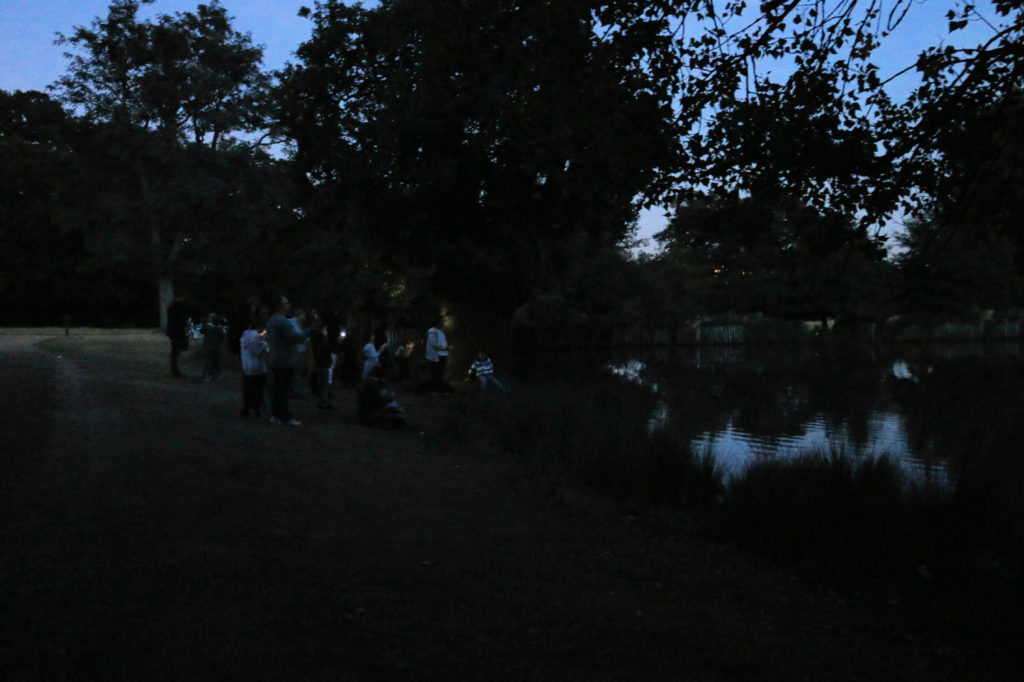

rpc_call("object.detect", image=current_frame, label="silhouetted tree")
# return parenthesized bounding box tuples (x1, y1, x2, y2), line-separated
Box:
(893, 86, 1024, 315)
(0, 90, 165, 324)
(278, 0, 681, 318)
(656, 194, 889, 321)
(52, 0, 271, 330)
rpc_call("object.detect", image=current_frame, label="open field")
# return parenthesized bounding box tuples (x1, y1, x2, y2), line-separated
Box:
(0, 329, 1018, 680)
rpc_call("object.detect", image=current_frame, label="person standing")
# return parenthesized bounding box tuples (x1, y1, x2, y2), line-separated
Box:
(361, 333, 388, 381)
(239, 321, 269, 418)
(425, 314, 451, 391)
(394, 341, 417, 383)
(339, 328, 361, 389)
(166, 296, 189, 378)
(310, 322, 334, 409)
(266, 297, 308, 426)
(289, 308, 309, 399)
(201, 313, 228, 381)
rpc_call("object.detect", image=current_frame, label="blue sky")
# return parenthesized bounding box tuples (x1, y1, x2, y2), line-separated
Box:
(0, 1, 994, 95)
(0, 1, 1000, 248)
(0, 1, 312, 94)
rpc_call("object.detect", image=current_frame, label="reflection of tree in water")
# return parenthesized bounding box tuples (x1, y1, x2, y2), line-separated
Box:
(649, 345, 894, 447)
(722, 365, 814, 441)
(634, 359, 733, 440)
(893, 357, 1024, 495)
(530, 344, 1024, 509)
(640, 346, 819, 444)
(804, 345, 890, 449)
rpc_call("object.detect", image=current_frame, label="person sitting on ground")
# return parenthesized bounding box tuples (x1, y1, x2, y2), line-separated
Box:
(357, 370, 407, 429)
(467, 350, 510, 393)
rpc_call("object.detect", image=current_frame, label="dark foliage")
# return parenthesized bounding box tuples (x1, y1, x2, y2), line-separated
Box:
(5, 1, 1024, 329)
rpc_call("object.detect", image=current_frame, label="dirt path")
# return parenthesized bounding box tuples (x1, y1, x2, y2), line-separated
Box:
(0, 330, 1013, 680)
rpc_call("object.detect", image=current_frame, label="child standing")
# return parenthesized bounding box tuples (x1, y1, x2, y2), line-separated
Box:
(467, 350, 509, 392)
(240, 323, 269, 418)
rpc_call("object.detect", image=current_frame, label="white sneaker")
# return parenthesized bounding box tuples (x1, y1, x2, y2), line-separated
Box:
(269, 417, 282, 425)
(286, 419, 302, 427)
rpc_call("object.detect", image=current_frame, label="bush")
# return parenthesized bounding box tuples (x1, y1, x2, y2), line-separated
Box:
(467, 379, 724, 509)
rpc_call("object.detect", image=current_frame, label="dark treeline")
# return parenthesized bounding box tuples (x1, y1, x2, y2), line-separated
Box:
(3, 0, 1024, 340)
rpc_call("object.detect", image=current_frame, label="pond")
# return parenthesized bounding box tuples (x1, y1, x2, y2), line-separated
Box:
(524, 340, 1024, 493)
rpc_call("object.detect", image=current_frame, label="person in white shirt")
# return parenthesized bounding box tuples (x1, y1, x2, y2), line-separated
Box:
(239, 322, 269, 418)
(425, 314, 450, 391)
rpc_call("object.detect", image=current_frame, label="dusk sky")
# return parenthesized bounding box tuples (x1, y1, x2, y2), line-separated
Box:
(0, 1, 312, 94)
(0, 1, 1000, 248)
(1, 1, 994, 97)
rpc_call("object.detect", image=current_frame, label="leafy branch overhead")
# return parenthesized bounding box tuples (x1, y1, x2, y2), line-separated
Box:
(279, 1, 1023, 311)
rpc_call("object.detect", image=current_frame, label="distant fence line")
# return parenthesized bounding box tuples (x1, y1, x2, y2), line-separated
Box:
(609, 324, 744, 346)
(890, 321, 1022, 343)
(385, 328, 424, 348)
(552, 319, 1024, 348)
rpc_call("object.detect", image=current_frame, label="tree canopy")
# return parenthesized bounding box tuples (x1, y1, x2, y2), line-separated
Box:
(49, 0, 279, 329)
(278, 0, 682, 316)
(54, 0, 269, 149)
(5, 0, 1024, 328)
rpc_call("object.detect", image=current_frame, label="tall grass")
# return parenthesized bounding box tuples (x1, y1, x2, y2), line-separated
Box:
(452, 377, 725, 510)
(717, 446, 1024, 583)
(719, 451, 913, 567)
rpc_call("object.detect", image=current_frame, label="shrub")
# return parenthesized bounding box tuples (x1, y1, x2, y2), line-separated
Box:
(472, 380, 724, 509)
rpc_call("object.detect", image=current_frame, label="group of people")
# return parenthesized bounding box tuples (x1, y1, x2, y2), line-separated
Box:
(240, 296, 331, 426)
(165, 298, 508, 428)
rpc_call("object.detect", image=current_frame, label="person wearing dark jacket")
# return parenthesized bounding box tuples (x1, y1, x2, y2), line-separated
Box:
(266, 296, 309, 426)
(311, 322, 335, 409)
(166, 297, 189, 378)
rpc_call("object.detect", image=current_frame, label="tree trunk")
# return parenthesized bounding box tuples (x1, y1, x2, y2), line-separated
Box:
(139, 161, 183, 334)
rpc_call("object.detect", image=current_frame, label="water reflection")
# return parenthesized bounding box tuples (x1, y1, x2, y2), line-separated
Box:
(598, 342, 1024, 493)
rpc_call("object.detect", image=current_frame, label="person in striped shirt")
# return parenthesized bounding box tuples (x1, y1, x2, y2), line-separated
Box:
(467, 350, 509, 393)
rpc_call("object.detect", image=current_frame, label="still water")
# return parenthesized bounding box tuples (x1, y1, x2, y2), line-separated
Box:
(588, 341, 1024, 491)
